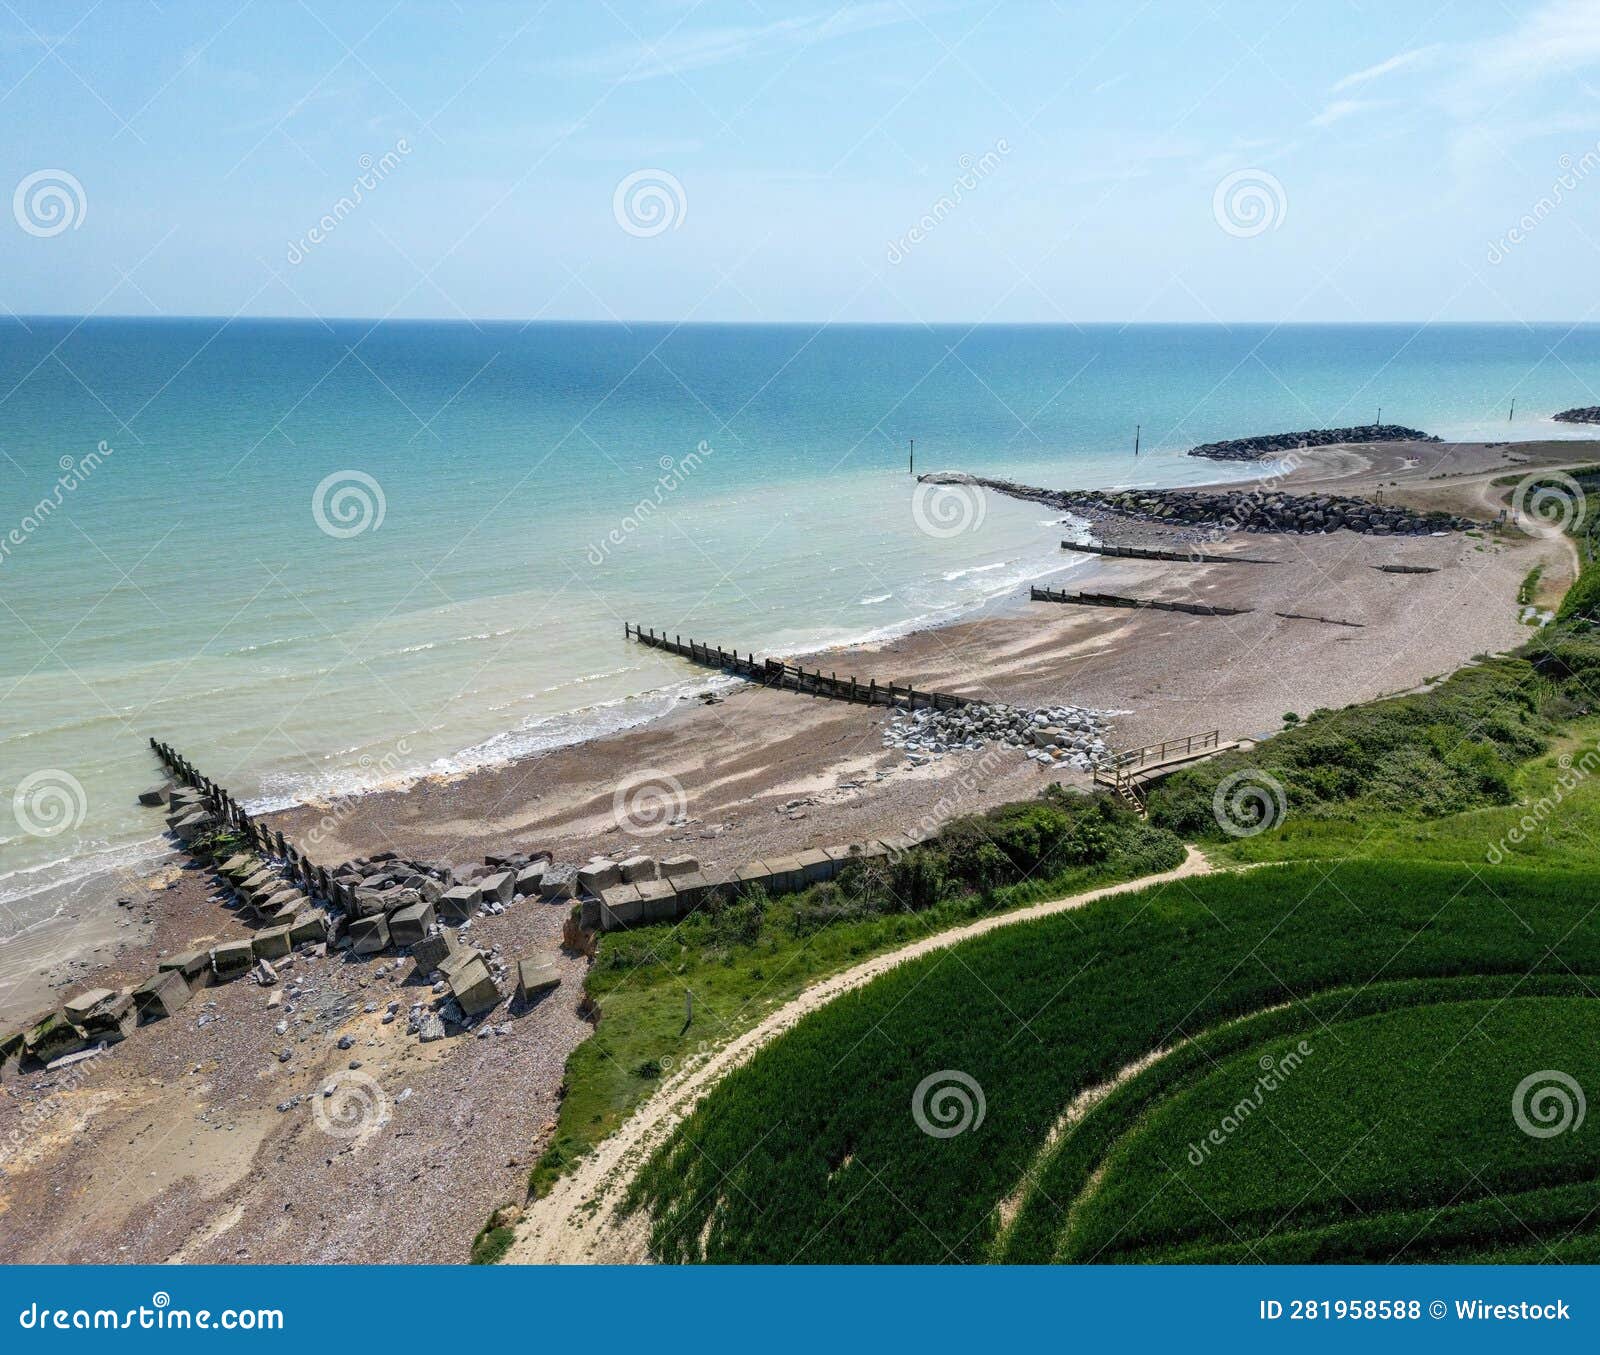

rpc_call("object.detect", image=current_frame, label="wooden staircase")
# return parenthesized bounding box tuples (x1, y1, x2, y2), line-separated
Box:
(1093, 730, 1246, 817)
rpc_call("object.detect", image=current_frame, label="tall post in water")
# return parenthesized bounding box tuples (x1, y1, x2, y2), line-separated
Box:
(909, 438, 914, 476)
(1134, 424, 1140, 457)
(1509, 399, 1515, 422)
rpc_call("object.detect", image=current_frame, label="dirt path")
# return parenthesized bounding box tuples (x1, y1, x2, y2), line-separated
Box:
(504, 846, 1215, 1265)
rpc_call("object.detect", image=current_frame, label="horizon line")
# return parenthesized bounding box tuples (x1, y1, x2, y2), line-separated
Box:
(7, 314, 1600, 329)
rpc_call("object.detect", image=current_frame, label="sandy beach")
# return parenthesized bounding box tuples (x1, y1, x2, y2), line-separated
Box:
(1, 435, 1590, 1264)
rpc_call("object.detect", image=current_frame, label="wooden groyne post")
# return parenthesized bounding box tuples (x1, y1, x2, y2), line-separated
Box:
(623, 623, 974, 711)
(148, 738, 335, 906)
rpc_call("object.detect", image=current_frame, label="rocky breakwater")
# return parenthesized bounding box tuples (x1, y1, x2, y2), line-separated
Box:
(1554, 407, 1600, 425)
(918, 473, 1473, 537)
(1187, 424, 1437, 461)
(884, 701, 1111, 770)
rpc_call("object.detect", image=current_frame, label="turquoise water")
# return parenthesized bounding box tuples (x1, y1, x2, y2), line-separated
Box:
(4, 319, 1600, 919)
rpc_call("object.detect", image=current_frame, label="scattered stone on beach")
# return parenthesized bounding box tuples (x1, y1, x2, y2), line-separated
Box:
(1187, 424, 1436, 461)
(881, 701, 1111, 771)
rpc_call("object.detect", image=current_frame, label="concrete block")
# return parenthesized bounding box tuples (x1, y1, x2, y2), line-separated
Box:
(668, 871, 712, 913)
(437, 884, 481, 921)
(263, 888, 305, 914)
(577, 860, 621, 895)
(578, 897, 601, 931)
(77, 991, 137, 1044)
(447, 955, 500, 1017)
(158, 950, 212, 989)
(138, 784, 172, 807)
(62, 989, 115, 1024)
(660, 855, 700, 879)
(479, 871, 514, 905)
(352, 886, 399, 919)
(540, 870, 576, 901)
(515, 955, 561, 1002)
(797, 848, 834, 885)
(239, 869, 278, 897)
(619, 854, 659, 883)
(411, 931, 457, 973)
(599, 883, 643, 930)
(349, 913, 391, 956)
(764, 856, 806, 894)
(288, 913, 329, 946)
(636, 878, 678, 923)
(171, 810, 215, 842)
(24, 1013, 86, 1063)
(387, 898, 436, 947)
(437, 947, 483, 982)
(134, 970, 192, 1022)
(218, 854, 258, 881)
(733, 862, 773, 894)
(212, 940, 256, 981)
(251, 926, 293, 960)
(514, 863, 547, 896)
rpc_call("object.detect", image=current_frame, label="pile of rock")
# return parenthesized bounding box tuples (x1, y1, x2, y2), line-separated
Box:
(1554, 407, 1600, 425)
(1058, 487, 1471, 536)
(1187, 424, 1436, 461)
(918, 472, 1474, 537)
(882, 702, 1111, 770)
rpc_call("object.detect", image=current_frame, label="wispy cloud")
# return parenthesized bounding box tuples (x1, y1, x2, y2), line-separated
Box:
(1463, 0, 1600, 86)
(556, 3, 926, 84)
(1332, 45, 1442, 93)
(1310, 98, 1383, 129)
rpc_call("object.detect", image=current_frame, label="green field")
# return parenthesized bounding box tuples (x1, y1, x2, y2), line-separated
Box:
(627, 862, 1600, 1263)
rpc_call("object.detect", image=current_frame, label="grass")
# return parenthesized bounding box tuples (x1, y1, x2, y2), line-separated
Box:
(1057, 996, 1600, 1263)
(526, 795, 1182, 1199)
(626, 860, 1600, 1263)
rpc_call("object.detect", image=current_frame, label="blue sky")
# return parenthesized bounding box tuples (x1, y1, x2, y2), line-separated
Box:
(4, 0, 1600, 322)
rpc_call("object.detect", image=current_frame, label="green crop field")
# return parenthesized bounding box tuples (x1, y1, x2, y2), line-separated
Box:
(627, 862, 1600, 1263)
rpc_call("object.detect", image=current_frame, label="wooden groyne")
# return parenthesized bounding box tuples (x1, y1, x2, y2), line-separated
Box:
(1062, 541, 1279, 565)
(149, 739, 342, 909)
(1372, 564, 1438, 575)
(624, 623, 974, 710)
(1029, 587, 1252, 617)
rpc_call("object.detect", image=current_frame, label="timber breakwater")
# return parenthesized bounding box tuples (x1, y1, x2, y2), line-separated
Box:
(920, 473, 1473, 536)
(1186, 423, 1436, 461)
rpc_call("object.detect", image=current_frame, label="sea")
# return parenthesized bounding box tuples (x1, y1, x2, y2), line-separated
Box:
(4, 318, 1600, 954)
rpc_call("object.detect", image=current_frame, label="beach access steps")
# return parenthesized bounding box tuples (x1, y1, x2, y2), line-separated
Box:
(1030, 586, 1252, 617)
(1091, 730, 1242, 815)
(1062, 541, 1280, 565)
(624, 623, 974, 710)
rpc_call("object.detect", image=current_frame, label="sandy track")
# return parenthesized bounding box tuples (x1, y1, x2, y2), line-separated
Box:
(504, 846, 1214, 1265)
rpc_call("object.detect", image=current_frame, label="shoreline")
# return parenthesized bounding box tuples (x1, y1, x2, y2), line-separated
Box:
(1, 433, 1593, 1265)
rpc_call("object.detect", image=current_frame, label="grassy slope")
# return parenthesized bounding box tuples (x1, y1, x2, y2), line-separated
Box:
(1063, 997, 1600, 1263)
(627, 862, 1600, 1263)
